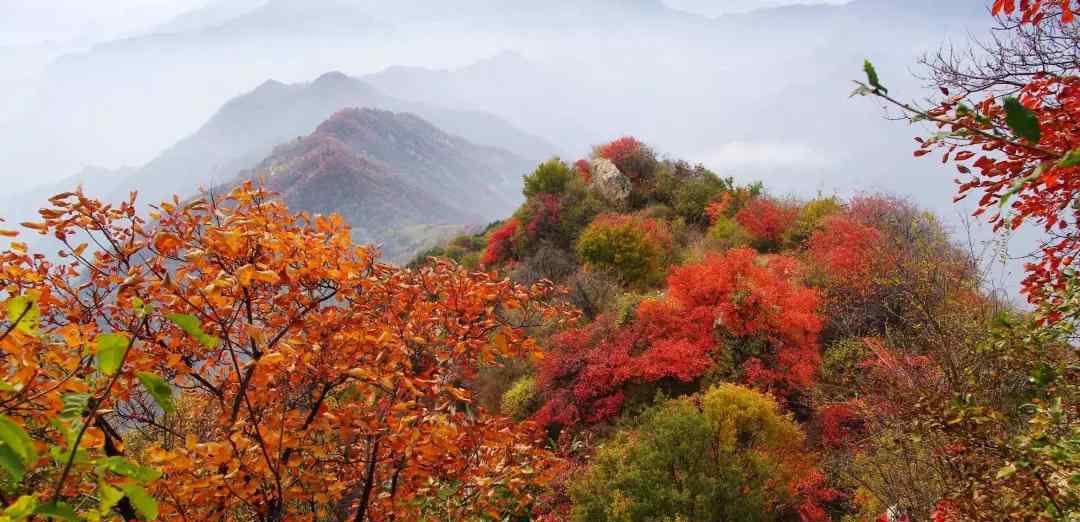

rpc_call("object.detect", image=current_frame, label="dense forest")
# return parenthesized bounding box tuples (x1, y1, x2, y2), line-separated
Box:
(0, 1, 1077, 521)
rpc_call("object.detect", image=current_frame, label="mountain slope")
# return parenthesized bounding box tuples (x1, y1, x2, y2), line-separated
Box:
(233, 108, 531, 262)
(109, 71, 553, 206)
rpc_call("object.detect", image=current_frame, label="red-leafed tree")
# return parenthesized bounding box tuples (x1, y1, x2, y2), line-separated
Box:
(807, 214, 885, 292)
(856, 38, 1080, 307)
(993, 0, 1076, 23)
(535, 248, 822, 430)
(481, 218, 521, 267)
(596, 136, 657, 180)
(735, 197, 799, 249)
(573, 159, 591, 183)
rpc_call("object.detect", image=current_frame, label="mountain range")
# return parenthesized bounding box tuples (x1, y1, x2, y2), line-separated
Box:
(99, 69, 551, 207)
(1, 0, 1029, 285)
(0, 0, 983, 189)
(233, 107, 529, 261)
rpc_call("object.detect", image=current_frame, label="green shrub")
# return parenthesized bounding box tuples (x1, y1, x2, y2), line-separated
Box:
(613, 291, 661, 325)
(501, 376, 539, 420)
(785, 196, 843, 246)
(449, 234, 486, 251)
(523, 158, 574, 198)
(569, 384, 812, 522)
(558, 177, 609, 242)
(672, 177, 727, 225)
(576, 214, 672, 287)
(459, 251, 481, 270)
(705, 217, 753, 250)
(819, 338, 872, 397)
(442, 244, 467, 261)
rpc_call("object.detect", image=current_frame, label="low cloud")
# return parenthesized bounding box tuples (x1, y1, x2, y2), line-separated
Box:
(694, 141, 831, 170)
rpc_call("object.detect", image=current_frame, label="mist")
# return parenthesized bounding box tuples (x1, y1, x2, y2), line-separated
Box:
(0, 0, 1027, 296)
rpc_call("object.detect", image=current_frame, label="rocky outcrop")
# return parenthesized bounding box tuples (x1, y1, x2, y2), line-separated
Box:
(588, 158, 632, 204)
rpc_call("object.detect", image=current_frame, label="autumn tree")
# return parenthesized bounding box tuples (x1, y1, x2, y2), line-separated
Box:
(0, 182, 573, 521)
(852, 5, 1080, 516)
(481, 218, 522, 267)
(568, 384, 836, 522)
(735, 198, 798, 251)
(535, 248, 822, 430)
(595, 137, 657, 181)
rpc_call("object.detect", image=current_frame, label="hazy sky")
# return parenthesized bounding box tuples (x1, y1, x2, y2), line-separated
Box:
(1, 0, 852, 46)
(1, 0, 208, 46)
(664, 0, 850, 16)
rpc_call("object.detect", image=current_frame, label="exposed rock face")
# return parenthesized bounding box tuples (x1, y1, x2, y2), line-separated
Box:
(588, 158, 632, 204)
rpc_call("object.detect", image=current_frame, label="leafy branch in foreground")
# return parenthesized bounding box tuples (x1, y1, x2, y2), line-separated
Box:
(0, 182, 576, 521)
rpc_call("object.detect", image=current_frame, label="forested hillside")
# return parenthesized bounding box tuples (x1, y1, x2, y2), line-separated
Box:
(0, 2, 1075, 522)
(412, 136, 1075, 520)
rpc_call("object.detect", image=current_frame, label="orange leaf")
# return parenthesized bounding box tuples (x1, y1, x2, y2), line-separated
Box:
(154, 233, 183, 254)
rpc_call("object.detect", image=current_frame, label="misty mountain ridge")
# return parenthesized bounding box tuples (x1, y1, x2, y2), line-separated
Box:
(2, 0, 1018, 286)
(102, 69, 552, 207)
(1, 0, 984, 192)
(233, 107, 530, 261)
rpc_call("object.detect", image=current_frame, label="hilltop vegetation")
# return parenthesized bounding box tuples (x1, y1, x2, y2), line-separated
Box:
(413, 135, 1077, 521)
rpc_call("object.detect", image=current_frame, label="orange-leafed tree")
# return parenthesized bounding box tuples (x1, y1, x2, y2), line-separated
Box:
(0, 182, 573, 521)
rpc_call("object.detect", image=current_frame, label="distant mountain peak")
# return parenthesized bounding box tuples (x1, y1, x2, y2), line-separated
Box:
(315, 107, 412, 137)
(233, 108, 531, 261)
(253, 78, 287, 93)
(313, 70, 350, 85)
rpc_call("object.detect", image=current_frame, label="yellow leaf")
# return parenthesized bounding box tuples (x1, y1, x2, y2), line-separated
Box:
(236, 264, 255, 287)
(253, 270, 280, 284)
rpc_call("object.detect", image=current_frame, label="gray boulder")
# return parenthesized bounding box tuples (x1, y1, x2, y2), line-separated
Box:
(588, 158, 632, 204)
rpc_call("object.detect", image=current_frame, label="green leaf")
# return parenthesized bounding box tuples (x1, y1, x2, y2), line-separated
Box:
(136, 373, 175, 414)
(130, 298, 152, 318)
(3, 496, 36, 519)
(5, 296, 39, 336)
(120, 484, 159, 520)
(165, 314, 219, 349)
(96, 456, 161, 483)
(863, 59, 887, 93)
(996, 463, 1018, 479)
(98, 483, 124, 514)
(1058, 148, 1080, 168)
(50, 419, 78, 449)
(59, 393, 91, 421)
(1030, 363, 1059, 388)
(1003, 97, 1042, 143)
(0, 445, 23, 482)
(0, 417, 36, 468)
(33, 502, 77, 521)
(48, 445, 88, 467)
(95, 333, 129, 376)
